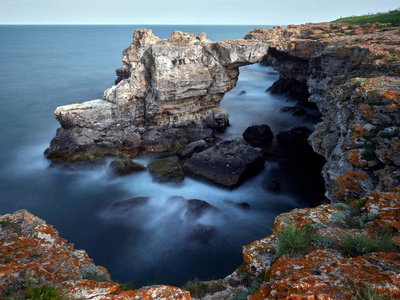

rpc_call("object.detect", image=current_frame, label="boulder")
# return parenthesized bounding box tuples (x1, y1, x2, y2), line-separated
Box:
(108, 158, 146, 176)
(183, 138, 265, 187)
(238, 90, 246, 95)
(279, 106, 306, 115)
(184, 199, 221, 220)
(110, 197, 150, 210)
(147, 156, 184, 183)
(187, 224, 217, 243)
(267, 180, 281, 191)
(224, 200, 251, 210)
(179, 139, 209, 158)
(277, 127, 312, 150)
(242, 124, 274, 147)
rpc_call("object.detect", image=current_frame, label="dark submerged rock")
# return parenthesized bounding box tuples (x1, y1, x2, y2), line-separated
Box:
(277, 127, 312, 149)
(185, 199, 220, 220)
(110, 197, 150, 211)
(183, 138, 265, 188)
(108, 158, 146, 176)
(238, 90, 246, 95)
(187, 225, 217, 243)
(224, 200, 251, 210)
(280, 106, 306, 116)
(242, 124, 274, 147)
(147, 156, 184, 183)
(268, 180, 281, 191)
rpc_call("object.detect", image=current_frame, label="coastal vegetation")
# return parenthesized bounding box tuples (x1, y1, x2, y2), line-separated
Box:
(332, 9, 400, 26)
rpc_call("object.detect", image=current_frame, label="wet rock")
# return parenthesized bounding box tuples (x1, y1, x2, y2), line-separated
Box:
(188, 224, 217, 243)
(147, 156, 184, 183)
(238, 90, 246, 95)
(179, 139, 209, 158)
(185, 199, 220, 220)
(262, 144, 286, 158)
(224, 200, 251, 210)
(183, 138, 265, 187)
(110, 197, 150, 211)
(108, 158, 146, 176)
(267, 77, 312, 107)
(277, 127, 312, 154)
(302, 115, 321, 124)
(267, 180, 281, 191)
(242, 124, 274, 147)
(279, 106, 306, 115)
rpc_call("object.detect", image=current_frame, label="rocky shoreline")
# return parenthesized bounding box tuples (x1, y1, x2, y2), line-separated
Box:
(2, 23, 400, 299)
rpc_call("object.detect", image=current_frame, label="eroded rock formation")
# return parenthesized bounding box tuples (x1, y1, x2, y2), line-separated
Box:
(245, 23, 400, 201)
(45, 29, 269, 161)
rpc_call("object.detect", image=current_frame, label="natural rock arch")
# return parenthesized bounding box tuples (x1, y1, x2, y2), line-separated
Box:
(45, 29, 272, 161)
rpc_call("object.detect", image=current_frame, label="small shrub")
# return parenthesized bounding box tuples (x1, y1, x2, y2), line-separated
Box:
(80, 265, 109, 282)
(312, 234, 332, 248)
(274, 225, 309, 259)
(183, 280, 225, 298)
(24, 284, 65, 300)
(346, 198, 356, 205)
(228, 286, 261, 300)
(375, 54, 386, 60)
(386, 57, 400, 62)
(362, 147, 376, 160)
(118, 282, 135, 291)
(379, 132, 393, 138)
(368, 214, 380, 221)
(9, 280, 68, 300)
(4, 279, 28, 296)
(331, 211, 351, 224)
(0, 220, 11, 227)
(341, 232, 398, 257)
(341, 233, 376, 257)
(332, 203, 350, 210)
(355, 285, 394, 299)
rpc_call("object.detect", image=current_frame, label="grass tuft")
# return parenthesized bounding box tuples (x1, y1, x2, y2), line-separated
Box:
(355, 285, 394, 299)
(274, 225, 309, 259)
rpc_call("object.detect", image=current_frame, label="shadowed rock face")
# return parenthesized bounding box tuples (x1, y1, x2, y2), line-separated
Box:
(45, 29, 270, 162)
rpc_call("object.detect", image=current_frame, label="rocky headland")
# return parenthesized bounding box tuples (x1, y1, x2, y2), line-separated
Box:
(2, 22, 400, 298)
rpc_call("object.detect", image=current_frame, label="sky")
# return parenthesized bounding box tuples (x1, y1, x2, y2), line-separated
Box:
(0, 0, 399, 25)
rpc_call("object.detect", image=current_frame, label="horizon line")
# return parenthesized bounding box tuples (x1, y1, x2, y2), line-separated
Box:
(0, 23, 286, 26)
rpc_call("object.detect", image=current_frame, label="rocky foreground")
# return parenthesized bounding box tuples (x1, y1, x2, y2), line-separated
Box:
(3, 23, 400, 298)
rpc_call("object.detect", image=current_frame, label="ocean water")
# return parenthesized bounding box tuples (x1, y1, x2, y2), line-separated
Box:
(0, 25, 324, 287)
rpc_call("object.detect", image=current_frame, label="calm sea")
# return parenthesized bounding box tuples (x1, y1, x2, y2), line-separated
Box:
(0, 25, 324, 287)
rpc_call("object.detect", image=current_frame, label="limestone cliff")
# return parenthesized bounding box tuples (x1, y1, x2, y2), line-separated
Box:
(245, 24, 400, 201)
(45, 30, 269, 161)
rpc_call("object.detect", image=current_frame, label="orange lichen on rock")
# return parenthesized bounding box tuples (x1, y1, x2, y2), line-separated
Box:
(333, 171, 369, 201)
(240, 235, 277, 276)
(345, 149, 367, 167)
(0, 210, 190, 300)
(382, 90, 400, 103)
(362, 189, 400, 231)
(274, 205, 340, 232)
(360, 103, 374, 119)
